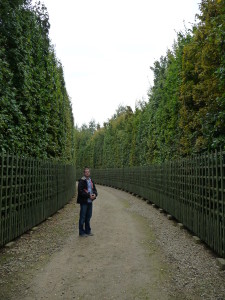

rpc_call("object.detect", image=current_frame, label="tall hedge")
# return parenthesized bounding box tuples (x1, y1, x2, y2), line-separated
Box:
(179, 0, 225, 154)
(0, 0, 75, 162)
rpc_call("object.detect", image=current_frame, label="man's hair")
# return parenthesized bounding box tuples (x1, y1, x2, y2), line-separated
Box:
(83, 166, 90, 173)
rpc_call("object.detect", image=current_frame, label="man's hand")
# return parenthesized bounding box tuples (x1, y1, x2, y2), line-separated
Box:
(90, 194, 96, 200)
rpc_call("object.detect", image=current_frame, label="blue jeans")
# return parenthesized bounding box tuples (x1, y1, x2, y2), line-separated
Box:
(79, 203, 93, 235)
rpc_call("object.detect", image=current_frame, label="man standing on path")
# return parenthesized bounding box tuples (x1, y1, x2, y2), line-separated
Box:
(77, 167, 98, 237)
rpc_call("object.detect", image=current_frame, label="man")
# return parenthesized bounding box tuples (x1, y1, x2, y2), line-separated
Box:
(77, 167, 98, 237)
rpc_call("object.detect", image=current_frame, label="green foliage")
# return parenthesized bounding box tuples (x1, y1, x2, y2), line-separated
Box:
(180, 0, 225, 154)
(75, 0, 225, 168)
(146, 32, 192, 161)
(0, 0, 75, 162)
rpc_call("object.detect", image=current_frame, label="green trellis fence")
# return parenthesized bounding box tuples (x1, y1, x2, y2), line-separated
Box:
(79, 149, 225, 258)
(0, 152, 76, 247)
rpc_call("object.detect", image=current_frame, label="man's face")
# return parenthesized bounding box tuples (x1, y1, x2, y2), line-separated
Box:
(84, 168, 90, 178)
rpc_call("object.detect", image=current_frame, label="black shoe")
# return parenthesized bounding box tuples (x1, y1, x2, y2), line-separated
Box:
(79, 233, 88, 237)
(86, 232, 94, 236)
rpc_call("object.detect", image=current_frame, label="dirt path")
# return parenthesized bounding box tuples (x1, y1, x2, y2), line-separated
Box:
(23, 185, 171, 300)
(1, 185, 225, 300)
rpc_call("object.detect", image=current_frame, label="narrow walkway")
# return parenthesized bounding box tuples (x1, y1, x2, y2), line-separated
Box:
(25, 185, 170, 300)
(1, 185, 225, 299)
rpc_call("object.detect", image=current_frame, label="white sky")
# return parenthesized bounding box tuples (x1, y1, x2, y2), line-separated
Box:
(38, 0, 200, 127)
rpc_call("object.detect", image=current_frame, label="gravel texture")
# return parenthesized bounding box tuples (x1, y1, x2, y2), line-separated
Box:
(0, 198, 77, 300)
(121, 189, 225, 300)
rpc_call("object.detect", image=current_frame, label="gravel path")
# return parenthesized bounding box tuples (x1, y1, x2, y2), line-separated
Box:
(0, 185, 225, 299)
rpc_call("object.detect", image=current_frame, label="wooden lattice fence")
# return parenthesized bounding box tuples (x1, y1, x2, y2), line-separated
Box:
(0, 152, 76, 247)
(77, 149, 225, 258)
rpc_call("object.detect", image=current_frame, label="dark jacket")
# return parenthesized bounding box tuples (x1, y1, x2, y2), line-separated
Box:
(77, 176, 98, 204)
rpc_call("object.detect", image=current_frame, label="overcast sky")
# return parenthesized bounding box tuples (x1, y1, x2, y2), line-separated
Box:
(38, 0, 200, 127)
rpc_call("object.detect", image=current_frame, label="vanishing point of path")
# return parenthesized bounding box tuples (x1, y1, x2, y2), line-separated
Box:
(0, 185, 225, 299)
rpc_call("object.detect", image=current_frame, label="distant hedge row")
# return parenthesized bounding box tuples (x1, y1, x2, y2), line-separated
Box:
(0, 0, 75, 162)
(75, 0, 225, 168)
